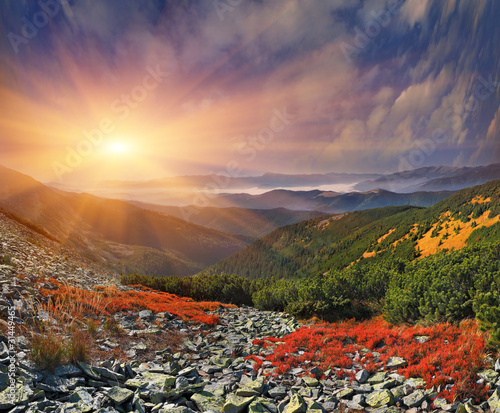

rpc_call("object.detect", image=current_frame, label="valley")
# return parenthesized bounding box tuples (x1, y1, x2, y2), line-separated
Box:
(2, 167, 500, 412)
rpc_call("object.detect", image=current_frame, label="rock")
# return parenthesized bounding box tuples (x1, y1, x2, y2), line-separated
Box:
(283, 394, 307, 413)
(191, 391, 225, 413)
(310, 366, 322, 379)
(402, 389, 426, 408)
(211, 354, 232, 369)
(54, 364, 83, 377)
(478, 369, 499, 383)
(355, 369, 369, 383)
(302, 376, 319, 387)
(495, 358, 500, 373)
(138, 309, 153, 319)
(390, 385, 407, 400)
(69, 389, 94, 408)
(141, 371, 176, 389)
(488, 389, 500, 412)
(268, 386, 287, 399)
(336, 388, 354, 399)
(178, 366, 198, 377)
(386, 357, 407, 369)
(93, 366, 125, 382)
(0, 384, 30, 410)
(433, 398, 450, 409)
(372, 407, 398, 413)
(365, 390, 395, 408)
(248, 400, 267, 413)
(163, 382, 206, 399)
(223, 394, 255, 413)
(464, 401, 483, 413)
(405, 377, 426, 387)
(176, 376, 190, 389)
(415, 336, 430, 343)
(159, 407, 195, 413)
(77, 361, 101, 380)
(107, 386, 134, 405)
(240, 377, 265, 396)
(368, 372, 386, 384)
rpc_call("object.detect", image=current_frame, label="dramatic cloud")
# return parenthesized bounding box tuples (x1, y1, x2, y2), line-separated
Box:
(0, 0, 499, 184)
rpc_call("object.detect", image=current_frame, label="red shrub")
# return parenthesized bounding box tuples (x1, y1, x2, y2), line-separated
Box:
(254, 317, 488, 402)
(40, 280, 234, 325)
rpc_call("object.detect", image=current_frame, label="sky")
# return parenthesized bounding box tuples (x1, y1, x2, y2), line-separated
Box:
(0, 0, 499, 185)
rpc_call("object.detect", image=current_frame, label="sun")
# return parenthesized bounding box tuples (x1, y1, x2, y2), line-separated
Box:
(106, 140, 131, 155)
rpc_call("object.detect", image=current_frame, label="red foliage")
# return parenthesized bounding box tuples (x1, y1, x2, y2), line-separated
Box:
(255, 317, 488, 402)
(40, 279, 234, 325)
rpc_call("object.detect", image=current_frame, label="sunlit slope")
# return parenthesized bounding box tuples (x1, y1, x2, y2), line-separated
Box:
(63, 193, 249, 267)
(211, 179, 500, 279)
(130, 202, 326, 238)
(0, 165, 249, 276)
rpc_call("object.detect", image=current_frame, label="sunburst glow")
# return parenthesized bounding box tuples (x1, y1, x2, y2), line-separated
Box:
(105, 141, 131, 155)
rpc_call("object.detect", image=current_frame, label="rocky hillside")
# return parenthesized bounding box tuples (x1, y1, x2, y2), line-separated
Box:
(1, 207, 500, 412)
(0, 209, 117, 299)
(1, 274, 500, 412)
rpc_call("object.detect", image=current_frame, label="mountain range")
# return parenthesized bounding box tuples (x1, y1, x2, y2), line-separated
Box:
(0, 165, 249, 276)
(211, 179, 500, 280)
(353, 163, 500, 192)
(49, 163, 500, 209)
(2, 163, 500, 278)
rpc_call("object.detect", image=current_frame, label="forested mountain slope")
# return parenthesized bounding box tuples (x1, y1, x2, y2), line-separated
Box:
(210, 179, 500, 280)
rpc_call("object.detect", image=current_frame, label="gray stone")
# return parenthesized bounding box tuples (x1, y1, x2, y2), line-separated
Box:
(191, 391, 225, 413)
(77, 361, 101, 380)
(0, 384, 30, 410)
(488, 389, 500, 412)
(336, 388, 354, 399)
(138, 310, 153, 319)
(372, 407, 399, 413)
(107, 386, 134, 405)
(94, 366, 125, 382)
(478, 369, 499, 383)
(283, 394, 307, 413)
(69, 389, 94, 407)
(367, 372, 386, 384)
(355, 369, 369, 383)
(365, 390, 394, 408)
(403, 390, 426, 408)
(302, 376, 319, 387)
(405, 377, 426, 387)
(386, 357, 407, 369)
(210, 355, 232, 369)
(248, 401, 267, 413)
(223, 394, 255, 413)
(373, 379, 397, 390)
(495, 358, 500, 373)
(55, 364, 83, 377)
(268, 386, 287, 398)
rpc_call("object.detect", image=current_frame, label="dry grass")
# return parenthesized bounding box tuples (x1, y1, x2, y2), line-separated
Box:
(416, 211, 500, 257)
(16, 280, 107, 370)
(19, 290, 96, 370)
(377, 228, 396, 244)
(19, 279, 228, 369)
(471, 196, 491, 204)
